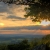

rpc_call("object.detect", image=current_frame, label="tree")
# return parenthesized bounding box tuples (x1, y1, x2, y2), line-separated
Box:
(25, 0, 50, 22)
(8, 40, 31, 50)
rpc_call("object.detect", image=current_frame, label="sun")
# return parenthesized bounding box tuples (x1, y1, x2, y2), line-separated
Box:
(40, 20, 50, 26)
(0, 23, 5, 26)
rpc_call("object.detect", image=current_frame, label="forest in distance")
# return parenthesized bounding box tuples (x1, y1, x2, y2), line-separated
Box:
(0, 34, 50, 50)
(0, 34, 44, 44)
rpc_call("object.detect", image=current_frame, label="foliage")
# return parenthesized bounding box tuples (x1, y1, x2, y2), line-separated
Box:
(25, 0, 50, 22)
(0, 34, 50, 50)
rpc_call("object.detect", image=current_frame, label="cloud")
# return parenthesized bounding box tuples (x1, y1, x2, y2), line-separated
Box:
(6, 15, 26, 20)
(0, 2, 27, 21)
(0, 30, 50, 35)
(0, 2, 10, 13)
(0, 25, 50, 30)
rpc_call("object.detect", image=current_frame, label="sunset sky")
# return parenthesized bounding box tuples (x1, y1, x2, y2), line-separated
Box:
(0, 2, 50, 35)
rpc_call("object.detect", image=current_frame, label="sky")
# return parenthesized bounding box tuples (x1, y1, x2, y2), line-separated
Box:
(0, 2, 50, 35)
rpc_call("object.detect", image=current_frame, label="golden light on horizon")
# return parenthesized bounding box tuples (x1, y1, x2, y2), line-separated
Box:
(0, 23, 5, 26)
(40, 20, 50, 26)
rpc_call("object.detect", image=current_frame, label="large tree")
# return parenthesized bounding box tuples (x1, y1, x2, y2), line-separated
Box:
(24, 0, 50, 22)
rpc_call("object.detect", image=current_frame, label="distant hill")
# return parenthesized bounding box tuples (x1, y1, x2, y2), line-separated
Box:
(0, 34, 44, 44)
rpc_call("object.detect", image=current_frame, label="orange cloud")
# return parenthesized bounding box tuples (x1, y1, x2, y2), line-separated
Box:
(0, 30, 50, 35)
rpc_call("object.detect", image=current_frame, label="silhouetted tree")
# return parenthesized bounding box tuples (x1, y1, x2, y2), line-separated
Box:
(8, 40, 31, 50)
(25, 0, 50, 22)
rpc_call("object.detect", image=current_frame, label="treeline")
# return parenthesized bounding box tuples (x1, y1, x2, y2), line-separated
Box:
(0, 34, 50, 50)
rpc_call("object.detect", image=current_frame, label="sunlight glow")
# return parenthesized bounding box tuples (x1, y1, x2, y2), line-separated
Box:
(0, 23, 4, 26)
(40, 20, 50, 26)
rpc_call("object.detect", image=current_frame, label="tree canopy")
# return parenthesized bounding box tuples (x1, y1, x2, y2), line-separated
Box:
(25, 0, 50, 22)
(0, 0, 50, 22)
